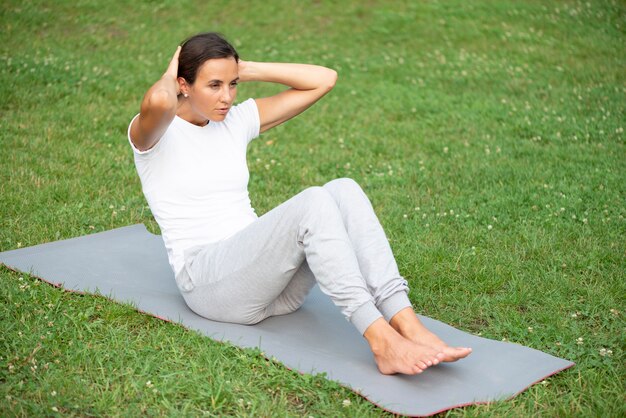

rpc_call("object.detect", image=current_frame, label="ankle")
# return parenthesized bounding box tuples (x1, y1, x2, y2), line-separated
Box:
(363, 318, 398, 354)
(389, 307, 422, 334)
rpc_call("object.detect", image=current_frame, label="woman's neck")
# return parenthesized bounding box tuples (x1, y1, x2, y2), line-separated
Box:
(176, 98, 210, 127)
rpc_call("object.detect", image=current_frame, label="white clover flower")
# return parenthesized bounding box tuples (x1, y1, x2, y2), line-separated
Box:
(342, 399, 351, 407)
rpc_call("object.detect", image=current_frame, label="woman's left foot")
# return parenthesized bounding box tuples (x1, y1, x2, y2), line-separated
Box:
(390, 308, 472, 363)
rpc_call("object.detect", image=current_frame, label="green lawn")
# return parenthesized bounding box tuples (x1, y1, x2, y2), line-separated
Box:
(1, 0, 624, 416)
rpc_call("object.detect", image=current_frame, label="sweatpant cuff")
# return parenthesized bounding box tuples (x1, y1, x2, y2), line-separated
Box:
(350, 300, 383, 335)
(379, 291, 412, 322)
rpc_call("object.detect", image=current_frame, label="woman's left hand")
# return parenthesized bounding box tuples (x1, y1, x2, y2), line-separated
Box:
(237, 59, 251, 82)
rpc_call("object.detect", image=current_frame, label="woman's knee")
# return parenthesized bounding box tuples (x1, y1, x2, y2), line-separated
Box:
(323, 178, 367, 206)
(323, 177, 363, 195)
(298, 186, 337, 214)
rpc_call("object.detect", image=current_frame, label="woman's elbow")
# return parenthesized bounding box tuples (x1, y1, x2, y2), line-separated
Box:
(324, 68, 338, 92)
(146, 89, 177, 114)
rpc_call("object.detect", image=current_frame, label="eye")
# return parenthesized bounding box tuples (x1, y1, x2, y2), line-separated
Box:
(230, 81, 238, 88)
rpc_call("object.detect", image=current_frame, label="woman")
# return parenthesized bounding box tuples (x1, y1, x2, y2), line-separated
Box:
(128, 32, 471, 375)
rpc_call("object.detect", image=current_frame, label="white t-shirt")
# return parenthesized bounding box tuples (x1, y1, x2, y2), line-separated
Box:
(128, 98, 260, 279)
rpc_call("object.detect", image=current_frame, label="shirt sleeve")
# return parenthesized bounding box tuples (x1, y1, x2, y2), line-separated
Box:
(127, 114, 164, 157)
(227, 98, 261, 145)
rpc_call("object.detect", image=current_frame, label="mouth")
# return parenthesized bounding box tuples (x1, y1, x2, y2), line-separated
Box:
(216, 107, 230, 115)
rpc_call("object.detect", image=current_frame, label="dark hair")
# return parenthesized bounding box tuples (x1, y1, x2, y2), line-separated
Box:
(178, 32, 239, 85)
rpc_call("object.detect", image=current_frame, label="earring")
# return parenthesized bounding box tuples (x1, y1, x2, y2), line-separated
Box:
(184, 93, 188, 98)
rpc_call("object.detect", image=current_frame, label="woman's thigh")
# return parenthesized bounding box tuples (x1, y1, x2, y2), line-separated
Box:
(181, 187, 329, 324)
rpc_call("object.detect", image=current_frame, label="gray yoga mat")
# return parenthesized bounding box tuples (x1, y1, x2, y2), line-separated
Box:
(0, 224, 574, 416)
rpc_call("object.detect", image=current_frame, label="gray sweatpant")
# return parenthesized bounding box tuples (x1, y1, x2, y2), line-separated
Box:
(177, 178, 411, 335)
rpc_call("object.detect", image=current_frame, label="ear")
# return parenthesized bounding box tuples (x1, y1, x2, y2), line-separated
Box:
(177, 77, 188, 96)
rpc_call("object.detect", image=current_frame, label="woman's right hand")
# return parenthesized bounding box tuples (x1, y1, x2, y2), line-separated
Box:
(164, 46, 182, 93)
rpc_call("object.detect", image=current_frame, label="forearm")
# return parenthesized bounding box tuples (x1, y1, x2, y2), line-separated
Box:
(239, 61, 337, 91)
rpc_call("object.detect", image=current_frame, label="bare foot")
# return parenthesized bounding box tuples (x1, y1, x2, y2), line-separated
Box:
(364, 318, 444, 375)
(390, 308, 472, 363)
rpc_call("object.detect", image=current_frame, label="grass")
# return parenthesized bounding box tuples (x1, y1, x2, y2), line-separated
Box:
(1, 0, 624, 416)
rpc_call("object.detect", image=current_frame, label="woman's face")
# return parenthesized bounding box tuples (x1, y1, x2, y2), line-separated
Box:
(183, 57, 239, 124)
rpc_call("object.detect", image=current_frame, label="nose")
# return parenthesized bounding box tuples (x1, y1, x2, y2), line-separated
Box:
(220, 85, 232, 103)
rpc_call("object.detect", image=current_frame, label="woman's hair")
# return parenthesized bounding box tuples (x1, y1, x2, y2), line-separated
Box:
(178, 32, 239, 85)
